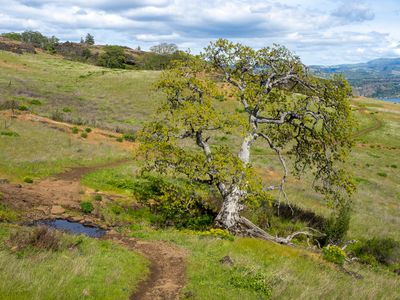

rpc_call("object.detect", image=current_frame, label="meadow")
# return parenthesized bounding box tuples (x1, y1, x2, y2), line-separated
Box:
(0, 49, 399, 299)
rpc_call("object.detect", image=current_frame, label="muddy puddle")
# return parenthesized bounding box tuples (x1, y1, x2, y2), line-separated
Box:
(34, 219, 106, 238)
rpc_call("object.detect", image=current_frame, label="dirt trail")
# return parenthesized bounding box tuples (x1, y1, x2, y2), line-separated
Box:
(107, 234, 186, 300)
(0, 158, 130, 216)
(353, 106, 383, 138)
(0, 160, 186, 299)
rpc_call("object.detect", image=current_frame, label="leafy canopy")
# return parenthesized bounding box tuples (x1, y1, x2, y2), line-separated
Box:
(139, 39, 355, 213)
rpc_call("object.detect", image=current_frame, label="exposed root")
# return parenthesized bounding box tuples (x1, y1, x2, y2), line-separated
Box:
(228, 217, 324, 246)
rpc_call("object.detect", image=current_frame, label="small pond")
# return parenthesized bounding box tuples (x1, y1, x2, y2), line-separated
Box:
(34, 219, 106, 238)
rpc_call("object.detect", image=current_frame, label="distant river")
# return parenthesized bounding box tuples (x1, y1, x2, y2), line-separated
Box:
(378, 97, 400, 103)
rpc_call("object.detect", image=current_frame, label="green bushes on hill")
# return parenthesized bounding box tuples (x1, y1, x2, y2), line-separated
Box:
(98, 46, 126, 69)
(348, 238, 400, 267)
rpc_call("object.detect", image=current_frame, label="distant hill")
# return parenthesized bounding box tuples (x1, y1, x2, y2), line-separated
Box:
(310, 58, 400, 98)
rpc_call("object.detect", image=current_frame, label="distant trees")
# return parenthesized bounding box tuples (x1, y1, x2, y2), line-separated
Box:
(1, 32, 22, 41)
(84, 33, 95, 45)
(98, 45, 126, 68)
(150, 43, 178, 55)
(2, 30, 60, 53)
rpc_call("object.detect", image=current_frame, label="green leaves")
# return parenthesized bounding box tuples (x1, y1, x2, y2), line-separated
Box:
(139, 39, 355, 226)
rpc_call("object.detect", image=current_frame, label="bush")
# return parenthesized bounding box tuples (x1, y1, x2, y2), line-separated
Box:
(85, 127, 92, 133)
(29, 99, 42, 105)
(1, 32, 22, 41)
(123, 133, 136, 142)
(391, 164, 397, 168)
(71, 127, 79, 134)
(63, 107, 72, 113)
(0, 203, 17, 222)
(347, 238, 400, 266)
(9, 226, 63, 251)
(23, 177, 33, 183)
(98, 45, 126, 68)
(322, 245, 347, 265)
(80, 132, 88, 138)
(80, 201, 94, 214)
(198, 228, 234, 240)
(0, 130, 19, 137)
(116, 137, 123, 142)
(93, 194, 102, 201)
(377, 172, 388, 177)
(18, 105, 29, 111)
(132, 175, 215, 230)
(323, 202, 351, 245)
(229, 266, 273, 297)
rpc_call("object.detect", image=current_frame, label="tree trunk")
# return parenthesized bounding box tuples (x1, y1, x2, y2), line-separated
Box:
(214, 183, 311, 245)
(215, 185, 243, 229)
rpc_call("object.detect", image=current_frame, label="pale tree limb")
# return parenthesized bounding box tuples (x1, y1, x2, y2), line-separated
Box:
(234, 217, 325, 246)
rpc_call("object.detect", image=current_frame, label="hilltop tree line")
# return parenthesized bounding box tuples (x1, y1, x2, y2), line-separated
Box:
(1, 30, 185, 70)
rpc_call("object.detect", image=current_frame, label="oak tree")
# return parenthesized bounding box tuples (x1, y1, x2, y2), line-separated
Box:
(139, 39, 355, 243)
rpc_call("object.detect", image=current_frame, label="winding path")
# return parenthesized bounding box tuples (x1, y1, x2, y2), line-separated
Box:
(0, 160, 187, 299)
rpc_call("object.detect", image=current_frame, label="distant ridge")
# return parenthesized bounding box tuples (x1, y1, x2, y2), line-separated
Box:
(310, 57, 400, 98)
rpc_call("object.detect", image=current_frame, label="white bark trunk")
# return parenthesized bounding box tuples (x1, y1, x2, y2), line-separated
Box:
(215, 185, 243, 228)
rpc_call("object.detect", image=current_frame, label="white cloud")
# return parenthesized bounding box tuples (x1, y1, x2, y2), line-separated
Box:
(0, 0, 398, 64)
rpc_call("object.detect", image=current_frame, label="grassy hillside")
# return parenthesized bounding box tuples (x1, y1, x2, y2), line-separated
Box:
(0, 50, 162, 131)
(0, 49, 399, 299)
(2, 49, 397, 240)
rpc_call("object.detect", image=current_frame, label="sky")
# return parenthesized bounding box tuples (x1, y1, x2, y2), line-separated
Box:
(0, 0, 399, 65)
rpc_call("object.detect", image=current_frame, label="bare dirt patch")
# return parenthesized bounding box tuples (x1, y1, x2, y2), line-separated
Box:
(107, 234, 186, 300)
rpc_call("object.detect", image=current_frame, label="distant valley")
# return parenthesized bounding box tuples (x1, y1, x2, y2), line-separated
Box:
(310, 58, 400, 98)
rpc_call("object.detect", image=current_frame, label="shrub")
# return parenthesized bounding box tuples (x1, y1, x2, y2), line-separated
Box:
(377, 172, 387, 177)
(229, 266, 273, 297)
(1, 32, 22, 41)
(0, 130, 19, 137)
(93, 194, 102, 201)
(23, 177, 33, 183)
(29, 99, 42, 105)
(9, 226, 63, 251)
(390, 164, 397, 169)
(123, 133, 136, 142)
(0, 203, 17, 222)
(82, 48, 92, 60)
(71, 127, 79, 134)
(132, 175, 215, 230)
(63, 107, 72, 113)
(323, 245, 347, 265)
(116, 137, 123, 142)
(323, 202, 351, 245)
(199, 228, 234, 240)
(80, 132, 88, 138)
(80, 201, 94, 214)
(85, 127, 92, 133)
(347, 238, 400, 266)
(18, 105, 29, 111)
(98, 45, 126, 68)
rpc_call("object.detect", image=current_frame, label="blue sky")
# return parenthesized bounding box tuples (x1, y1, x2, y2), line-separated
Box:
(0, 0, 399, 65)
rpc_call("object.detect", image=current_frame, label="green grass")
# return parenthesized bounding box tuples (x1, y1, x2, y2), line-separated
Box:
(0, 50, 163, 131)
(113, 218, 400, 299)
(81, 163, 140, 195)
(1, 50, 399, 298)
(0, 224, 148, 300)
(0, 116, 128, 181)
